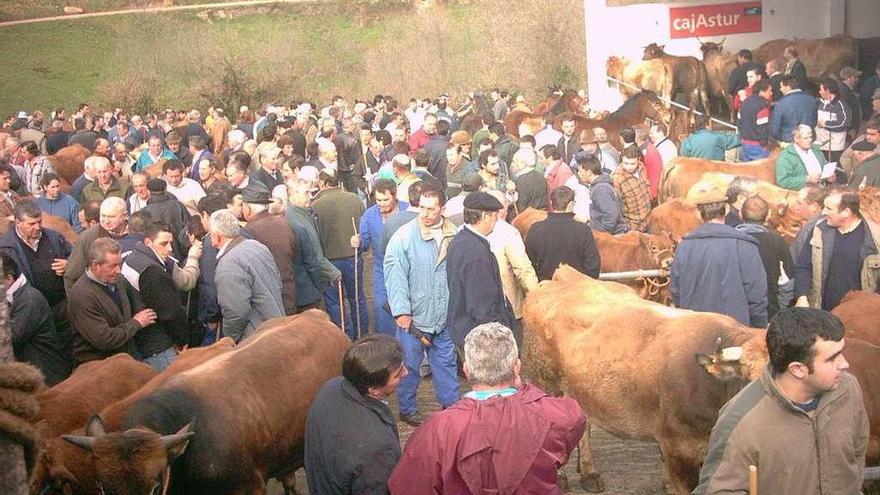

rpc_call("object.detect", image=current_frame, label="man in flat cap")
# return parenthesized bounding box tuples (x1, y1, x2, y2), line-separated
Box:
(143, 178, 190, 260)
(847, 140, 880, 189)
(670, 182, 768, 327)
(446, 191, 517, 346)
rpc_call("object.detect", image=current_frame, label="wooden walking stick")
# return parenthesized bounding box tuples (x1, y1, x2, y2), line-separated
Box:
(351, 217, 363, 339)
(338, 278, 346, 336)
(749, 464, 758, 495)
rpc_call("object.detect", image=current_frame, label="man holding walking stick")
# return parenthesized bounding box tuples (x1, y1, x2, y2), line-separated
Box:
(693, 308, 868, 495)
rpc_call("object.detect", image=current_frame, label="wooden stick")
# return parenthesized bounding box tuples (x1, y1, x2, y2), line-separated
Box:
(338, 279, 346, 336)
(351, 217, 363, 340)
(749, 464, 758, 495)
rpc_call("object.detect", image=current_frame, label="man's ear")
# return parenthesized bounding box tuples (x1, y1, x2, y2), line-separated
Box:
(462, 362, 470, 380)
(788, 361, 810, 380)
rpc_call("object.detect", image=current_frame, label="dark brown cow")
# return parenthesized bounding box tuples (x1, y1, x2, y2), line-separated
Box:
(593, 230, 676, 304)
(698, 40, 738, 121)
(642, 43, 712, 114)
(31, 355, 156, 494)
(659, 151, 779, 202)
(606, 56, 674, 107)
(39, 338, 236, 495)
(832, 291, 880, 345)
(47, 144, 89, 188)
(61, 311, 349, 495)
(752, 35, 859, 80)
(522, 266, 766, 494)
(857, 37, 880, 81)
(648, 198, 703, 242)
(552, 92, 673, 149)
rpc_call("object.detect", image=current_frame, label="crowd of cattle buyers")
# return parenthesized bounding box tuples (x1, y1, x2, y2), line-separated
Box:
(1, 32, 880, 495)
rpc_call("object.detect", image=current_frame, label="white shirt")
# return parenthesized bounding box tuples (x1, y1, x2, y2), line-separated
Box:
(535, 125, 563, 152)
(654, 138, 679, 168)
(794, 145, 823, 178)
(128, 193, 149, 214)
(166, 177, 206, 216)
(564, 176, 591, 223)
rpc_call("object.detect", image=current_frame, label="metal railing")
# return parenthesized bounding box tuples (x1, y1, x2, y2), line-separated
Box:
(599, 269, 667, 281)
(605, 76, 738, 131)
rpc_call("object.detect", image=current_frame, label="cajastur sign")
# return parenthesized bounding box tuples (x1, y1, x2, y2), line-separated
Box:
(669, 1, 762, 39)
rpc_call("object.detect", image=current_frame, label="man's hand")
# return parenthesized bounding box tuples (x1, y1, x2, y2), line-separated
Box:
(795, 296, 810, 308)
(133, 309, 157, 327)
(806, 172, 820, 184)
(350, 234, 361, 249)
(51, 258, 67, 276)
(188, 239, 203, 260)
(506, 181, 516, 193)
(395, 314, 412, 332)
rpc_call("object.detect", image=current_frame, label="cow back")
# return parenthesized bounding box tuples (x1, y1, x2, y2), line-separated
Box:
(832, 291, 880, 346)
(648, 198, 702, 241)
(47, 144, 89, 185)
(660, 152, 778, 201)
(753, 35, 858, 80)
(511, 207, 548, 240)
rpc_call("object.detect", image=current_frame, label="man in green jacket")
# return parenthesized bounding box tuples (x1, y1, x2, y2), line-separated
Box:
(679, 114, 740, 161)
(776, 124, 829, 190)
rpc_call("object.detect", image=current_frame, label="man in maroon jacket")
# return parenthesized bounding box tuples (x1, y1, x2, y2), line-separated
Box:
(388, 322, 585, 494)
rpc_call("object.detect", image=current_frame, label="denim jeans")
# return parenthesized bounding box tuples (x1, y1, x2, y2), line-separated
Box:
(741, 142, 769, 161)
(323, 256, 370, 341)
(142, 347, 177, 372)
(372, 272, 396, 336)
(396, 326, 460, 415)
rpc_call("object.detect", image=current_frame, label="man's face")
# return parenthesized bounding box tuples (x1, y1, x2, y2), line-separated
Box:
(165, 167, 183, 187)
(758, 87, 774, 102)
(446, 148, 460, 166)
(44, 179, 61, 199)
(16, 215, 42, 241)
(577, 167, 593, 184)
(225, 167, 244, 187)
(423, 117, 437, 135)
(0, 172, 12, 193)
(418, 196, 443, 227)
(371, 364, 407, 399)
(359, 129, 372, 146)
(264, 155, 278, 172)
(794, 131, 814, 151)
(282, 144, 294, 157)
(746, 70, 761, 87)
(593, 128, 608, 142)
(92, 252, 121, 284)
(95, 163, 112, 185)
(375, 190, 396, 214)
(621, 156, 639, 174)
(484, 156, 500, 176)
(116, 122, 128, 136)
(819, 85, 832, 101)
(866, 127, 880, 145)
(289, 187, 311, 208)
(822, 194, 849, 228)
(147, 231, 174, 261)
(491, 91, 500, 102)
(802, 337, 849, 395)
(113, 147, 128, 163)
(562, 121, 576, 137)
(100, 206, 126, 233)
(167, 142, 180, 154)
(392, 128, 406, 143)
(132, 176, 149, 199)
(198, 160, 213, 181)
(794, 190, 819, 219)
(228, 194, 244, 220)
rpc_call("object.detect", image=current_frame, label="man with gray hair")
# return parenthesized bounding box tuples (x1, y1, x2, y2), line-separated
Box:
(776, 124, 829, 190)
(210, 209, 284, 342)
(389, 322, 585, 493)
(510, 148, 547, 213)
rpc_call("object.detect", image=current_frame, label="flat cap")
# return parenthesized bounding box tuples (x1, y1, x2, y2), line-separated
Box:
(687, 181, 727, 205)
(839, 66, 861, 79)
(147, 178, 167, 192)
(239, 184, 272, 204)
(579, 128, 597, 144)
(852, 140, 877, 152)
(450, 130, 471, 146)
(463, 191, 503, 211)
(461, 172, 484, 193)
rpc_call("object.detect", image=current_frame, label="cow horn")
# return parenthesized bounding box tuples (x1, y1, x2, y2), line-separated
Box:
(85, 415, 107, 438)
(61, 435, 96, 452)
(161, 421, 195, 453)
(713, 336, 723, 356)
(720, 37, 726, 45)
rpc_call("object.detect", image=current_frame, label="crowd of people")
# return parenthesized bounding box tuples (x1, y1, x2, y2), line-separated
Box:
(0, 65, 877, 492)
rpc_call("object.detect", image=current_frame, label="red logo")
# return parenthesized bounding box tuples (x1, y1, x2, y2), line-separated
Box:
(669, 1, 762, 39)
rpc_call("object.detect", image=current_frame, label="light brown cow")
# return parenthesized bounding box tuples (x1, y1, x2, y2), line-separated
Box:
(522, 266, 766, 494)
(832, 291, 880, 345)
(753, 35, 859, 80)
(593, 230, 676, 304)
(858, 187, 880, 224)
(39, 338, 235, 495)
(698, 40, 738, 122)
(47, 144, 89, 188)
(659, 151, 779, 202)
(642, 43, 712, 115)
(606, 56, 674, 107)
(648, 198, 703, 242)
(61, 311, 349, 495)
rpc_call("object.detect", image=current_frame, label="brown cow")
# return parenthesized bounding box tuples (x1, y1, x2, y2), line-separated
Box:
(511, 207, 548, 240)
(858, 187, 880, 224)
(753, 35, 859, 81)
(698, 40, 738, 122)
(643, 43, 712, 114)
(606, 56, 674, 107)
(47, 144, 89, 188)
(832, 291, 880, 345)
(659, 151, 779, 202)
(648, 198, 703, 242)
(61, 311, 349, 495)
(593, 230, 676, 304)
(38, 338, 235, 495)
(552, 92, 673, 149)
(0, 209, 78, 245)
(522, 266, 766, 494)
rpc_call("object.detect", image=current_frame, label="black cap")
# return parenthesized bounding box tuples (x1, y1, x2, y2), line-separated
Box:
(463, 191, 503, 211)
(239, 184, 272, 204)
(147, 178, 167, 193)
(461, 172, 484, 193)
(852, 140, 877, 152)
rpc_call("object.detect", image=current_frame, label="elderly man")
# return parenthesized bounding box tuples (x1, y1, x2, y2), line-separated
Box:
(133, 135, 174, 173)
(848, 140, 880, 188)
(127, 171, 151, 214)
(776, 125, 829, 190)
(210, 209, 284, 342)
(163, 159, 205, 216)
(68, 238, 156, 366)
(110, 142, 135, 178)
(80, 156, 129, 205)
(305, 335, 406, 494)
(840, 118, 880, 177)
(64, 197, 128, 291)
(389, 322, 585, 494)
(446, 191, 516, 346)
(794, 187, 880, 311)
(70, 155, 98, 203)
(510, 148, 547, 214)
(242, 186, 297, 316)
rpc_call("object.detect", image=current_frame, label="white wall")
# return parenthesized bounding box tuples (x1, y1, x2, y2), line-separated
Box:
(583, 0, 866, 110)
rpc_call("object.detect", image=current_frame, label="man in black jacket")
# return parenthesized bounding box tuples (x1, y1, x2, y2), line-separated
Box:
(305, 335, 405, 494)
(446, 192, 516, 346)
(143, 179, 190, 261)
(121, 221, 189, 371)
(526, 186, 601, 281)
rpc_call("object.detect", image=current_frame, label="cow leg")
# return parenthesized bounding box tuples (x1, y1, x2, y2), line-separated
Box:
(657, 437, 703, 495)
(280, 470, 299, 495)
(230, 471, 267, 495)
(577, 420, 606, 493)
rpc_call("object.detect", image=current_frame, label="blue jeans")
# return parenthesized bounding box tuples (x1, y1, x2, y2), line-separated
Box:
(741, 142, 769, 161)
(323, 256, 370, 341)
(142, 347, 177, 372)
(372, 271, 396, 336)
(396, 326, 460, 415)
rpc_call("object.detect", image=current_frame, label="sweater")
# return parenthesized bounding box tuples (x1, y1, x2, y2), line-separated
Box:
(36, 194, 82, 232)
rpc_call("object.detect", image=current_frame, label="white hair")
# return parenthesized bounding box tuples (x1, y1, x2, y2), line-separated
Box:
(209, 209, 241, 239)
(511, 149, 536, 174)
(318, 140, 337, 154)
(228, 130, 246, 146)
(464, 323, 518, 386)
(259, 143, 281, 163)
(100, 196, 126, 215)
(793, 124, 814, 140)
(85, 155, 110, 174)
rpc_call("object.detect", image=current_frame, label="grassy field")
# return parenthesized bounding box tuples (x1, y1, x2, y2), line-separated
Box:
(0, 0, 587, 116)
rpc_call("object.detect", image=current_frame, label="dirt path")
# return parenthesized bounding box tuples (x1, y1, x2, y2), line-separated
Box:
(0, 0, 330, 28)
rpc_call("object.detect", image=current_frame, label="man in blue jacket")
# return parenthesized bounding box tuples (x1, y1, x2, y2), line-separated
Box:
(671, 182, 768, 327)
(771, 76, 819, 144)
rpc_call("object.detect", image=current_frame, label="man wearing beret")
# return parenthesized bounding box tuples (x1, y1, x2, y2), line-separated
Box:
(446, 191, 517, 346)
(847, 140, 880, 189)
(670, 183, 768, 327)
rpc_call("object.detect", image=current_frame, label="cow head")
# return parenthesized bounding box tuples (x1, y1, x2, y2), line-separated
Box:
(766, 200, 805, 243)
(642, 43, 665, 60)
(62, 416, 194, 495)
(697, 38, 726, 58)
(638, 232, 675, 270)
(696, 335, 768, 382)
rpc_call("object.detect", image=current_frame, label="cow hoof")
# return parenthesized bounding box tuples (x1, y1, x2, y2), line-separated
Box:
(580, 472, 606, 493)
(557, 469, 570, 493)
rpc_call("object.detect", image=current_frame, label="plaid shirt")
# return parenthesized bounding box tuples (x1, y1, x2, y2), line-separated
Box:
(612, 166, 651, 232)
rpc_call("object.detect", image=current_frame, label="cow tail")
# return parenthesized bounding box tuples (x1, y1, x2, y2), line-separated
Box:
(698, 62, 711, 116)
